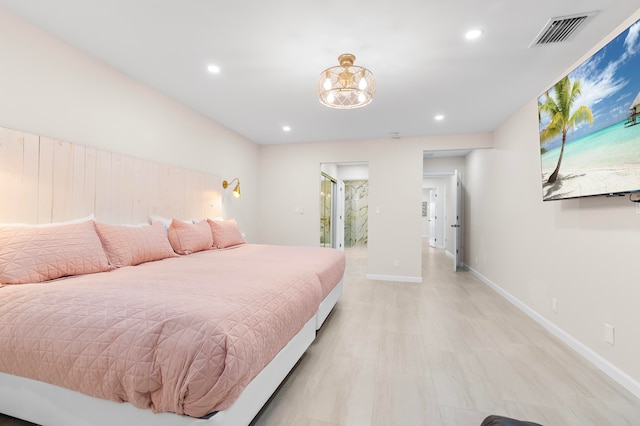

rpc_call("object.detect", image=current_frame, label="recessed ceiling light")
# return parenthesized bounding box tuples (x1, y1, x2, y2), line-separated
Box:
(283, 126, 291, 132)
(434, 114, 445, 121)
(465, 29, 483, 40)
(207, 64, 221, 74)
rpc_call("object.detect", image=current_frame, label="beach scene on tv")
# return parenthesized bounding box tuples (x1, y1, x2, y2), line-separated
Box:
(538, 19, 640, 201)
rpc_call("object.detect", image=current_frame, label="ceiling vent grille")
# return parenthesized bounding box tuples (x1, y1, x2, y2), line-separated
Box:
(530, 12, 597, 47)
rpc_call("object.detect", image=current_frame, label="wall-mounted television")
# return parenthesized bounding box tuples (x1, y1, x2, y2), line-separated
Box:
(538, 18, 640, 201)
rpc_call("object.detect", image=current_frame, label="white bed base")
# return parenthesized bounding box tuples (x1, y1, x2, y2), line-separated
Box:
(315, 279, 343, 329)
(0, 283, 343, 426)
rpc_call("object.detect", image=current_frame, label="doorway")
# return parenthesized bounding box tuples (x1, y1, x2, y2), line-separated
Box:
(425, 187, 438, 248)
(320, 162, 368, 250)
(423, 150, 468, 271)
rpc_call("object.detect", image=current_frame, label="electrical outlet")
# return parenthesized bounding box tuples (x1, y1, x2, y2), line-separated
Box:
(393, 260, 399, 268)
(604, 323, 615, 345)
(551, 298, 558, 313)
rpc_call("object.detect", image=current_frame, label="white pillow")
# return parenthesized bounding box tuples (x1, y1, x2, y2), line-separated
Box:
(148, 216, 172, 233)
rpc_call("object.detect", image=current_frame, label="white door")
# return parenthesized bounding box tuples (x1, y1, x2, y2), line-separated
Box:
(453, 170, 463, 271)
(428, 189, 437, 247)
(335, 180, 345, 250)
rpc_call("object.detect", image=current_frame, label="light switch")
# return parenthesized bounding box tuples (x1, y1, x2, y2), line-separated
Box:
(604, 323, 615, 345)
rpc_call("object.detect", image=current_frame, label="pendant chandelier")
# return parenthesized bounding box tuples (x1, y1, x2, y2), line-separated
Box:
(317, 53, 375, 109)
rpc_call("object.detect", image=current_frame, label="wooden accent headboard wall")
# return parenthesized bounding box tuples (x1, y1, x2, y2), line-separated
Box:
(0, 126, 222, 225)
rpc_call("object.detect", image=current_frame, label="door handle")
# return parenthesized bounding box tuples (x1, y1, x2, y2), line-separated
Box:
(451, 224, 460, 228)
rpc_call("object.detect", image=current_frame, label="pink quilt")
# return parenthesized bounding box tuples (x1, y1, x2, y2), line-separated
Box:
(209, 244, 346, 299)
(0, 246, 335, 418)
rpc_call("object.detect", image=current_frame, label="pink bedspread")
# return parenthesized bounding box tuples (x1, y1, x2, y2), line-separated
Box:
(210, 244, 346, 299)
(0, 246, 338, 418)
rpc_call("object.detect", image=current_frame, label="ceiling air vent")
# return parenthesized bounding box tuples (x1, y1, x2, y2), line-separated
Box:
(530, 12, 597, 47)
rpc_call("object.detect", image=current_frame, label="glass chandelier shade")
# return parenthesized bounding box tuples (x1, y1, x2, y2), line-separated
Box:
(317, 53, 375, 109)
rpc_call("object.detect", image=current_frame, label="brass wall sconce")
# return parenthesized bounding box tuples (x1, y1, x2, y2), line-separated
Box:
(222, 178, 241, 198)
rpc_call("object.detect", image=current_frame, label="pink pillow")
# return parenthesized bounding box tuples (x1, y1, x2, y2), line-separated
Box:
(0, 220, 111, 284)
(95, 221, 177, 267)
(168, 219, 213, 255)
(207, 218, 245, 249)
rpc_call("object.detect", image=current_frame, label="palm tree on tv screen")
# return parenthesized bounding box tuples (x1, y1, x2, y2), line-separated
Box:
(539, 75, 594, 184)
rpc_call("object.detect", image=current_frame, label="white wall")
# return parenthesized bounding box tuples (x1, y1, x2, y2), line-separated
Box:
(423, 155, 466, 175)
(320, 163, 338, 178)
(320, 163, 369, 181)
(337, 163, 369, 180)
(257, 133, 492, 282)
(465, 9, 640, 393)
(0, 9, 259, 238)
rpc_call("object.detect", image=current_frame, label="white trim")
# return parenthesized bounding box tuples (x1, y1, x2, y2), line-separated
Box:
(366, 274, 422, 283)
(466, 264, 640, 400)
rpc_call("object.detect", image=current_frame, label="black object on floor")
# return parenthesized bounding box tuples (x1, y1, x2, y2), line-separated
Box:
(481, 415, 543, 426)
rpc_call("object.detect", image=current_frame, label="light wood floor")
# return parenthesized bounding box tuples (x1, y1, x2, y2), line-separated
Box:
(2, 243, 640, 425)
(251, 243, 640, 425)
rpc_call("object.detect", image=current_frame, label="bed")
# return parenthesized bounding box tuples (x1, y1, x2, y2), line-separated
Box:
(0, 218, 345, 426)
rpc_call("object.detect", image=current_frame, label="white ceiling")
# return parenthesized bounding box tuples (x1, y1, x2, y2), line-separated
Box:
(0, 1, 637, 145)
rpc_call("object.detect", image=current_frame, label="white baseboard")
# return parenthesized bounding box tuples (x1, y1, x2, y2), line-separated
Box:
(366, 274, 422, 283)
(466, 264, 640, 400)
